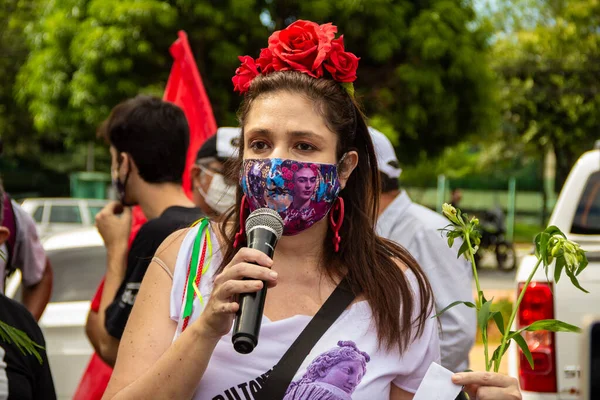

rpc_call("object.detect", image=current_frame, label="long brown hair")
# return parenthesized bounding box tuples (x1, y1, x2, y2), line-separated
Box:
(220, 71, 434, 353)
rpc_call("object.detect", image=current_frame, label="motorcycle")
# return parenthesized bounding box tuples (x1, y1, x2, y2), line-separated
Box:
(473, 207, 517, 271)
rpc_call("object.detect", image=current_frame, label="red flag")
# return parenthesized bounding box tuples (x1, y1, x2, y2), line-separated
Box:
(164, 30, 218, 197)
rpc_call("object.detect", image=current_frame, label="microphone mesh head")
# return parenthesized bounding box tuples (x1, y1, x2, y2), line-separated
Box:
(245, 208, 284, 240)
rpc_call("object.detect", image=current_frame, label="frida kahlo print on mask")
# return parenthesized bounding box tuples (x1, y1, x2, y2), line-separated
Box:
(240, 158, 341, 236)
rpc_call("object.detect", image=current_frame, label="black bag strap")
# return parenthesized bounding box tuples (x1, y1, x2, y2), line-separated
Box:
(256, 277, 355, 399)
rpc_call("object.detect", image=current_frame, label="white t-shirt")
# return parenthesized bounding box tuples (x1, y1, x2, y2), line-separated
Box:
(170, 225, 440, 400)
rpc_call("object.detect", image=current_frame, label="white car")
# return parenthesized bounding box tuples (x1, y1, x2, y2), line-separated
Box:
(508, 145, 600, 399)
(6, 227, 106, 400)
(19, 198, 108, 238)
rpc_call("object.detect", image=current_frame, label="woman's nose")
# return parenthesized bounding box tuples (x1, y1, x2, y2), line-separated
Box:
(269, 147, 290, 160)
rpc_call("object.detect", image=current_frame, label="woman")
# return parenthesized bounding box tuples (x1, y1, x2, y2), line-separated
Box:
(103, 20, 521, 400)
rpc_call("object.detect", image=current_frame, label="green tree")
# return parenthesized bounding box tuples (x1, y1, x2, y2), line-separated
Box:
(491, 0, 600, 188)
(14, 0, 496, 171)
(0, 0, 38, 159)
(264, 0, 498, 165)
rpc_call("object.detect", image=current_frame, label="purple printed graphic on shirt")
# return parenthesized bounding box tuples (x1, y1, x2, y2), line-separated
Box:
(283, 340, 371, 400)
(240, 158, 341, 236)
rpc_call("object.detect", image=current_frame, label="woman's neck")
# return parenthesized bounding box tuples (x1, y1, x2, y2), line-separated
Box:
(272, 218, 328, 278)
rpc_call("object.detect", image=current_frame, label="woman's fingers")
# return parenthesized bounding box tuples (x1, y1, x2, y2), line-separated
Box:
(475, 386, 521, 400)
(452, 372, 516, 388)
(215, 279, 264, 300)
(214, 262, 278, 287)
(228, 247, 273, 269)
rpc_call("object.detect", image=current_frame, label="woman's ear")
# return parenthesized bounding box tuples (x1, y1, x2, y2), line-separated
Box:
(338, 151, 358, 189)
(0, 226, 10, 246)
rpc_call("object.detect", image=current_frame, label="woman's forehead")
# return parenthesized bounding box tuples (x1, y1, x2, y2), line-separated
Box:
(244, 93, 335, 141)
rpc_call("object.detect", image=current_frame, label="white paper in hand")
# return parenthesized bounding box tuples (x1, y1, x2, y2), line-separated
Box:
(412, 362, 463, 400)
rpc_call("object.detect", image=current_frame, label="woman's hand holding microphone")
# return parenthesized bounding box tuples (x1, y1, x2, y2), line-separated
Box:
(196, 248, 278, 339)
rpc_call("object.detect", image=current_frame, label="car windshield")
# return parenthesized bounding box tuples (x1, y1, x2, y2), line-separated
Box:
(571, 171, 600, 234)
(15, 246, 106, 303)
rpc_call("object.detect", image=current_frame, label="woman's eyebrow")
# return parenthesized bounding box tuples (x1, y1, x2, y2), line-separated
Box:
(288, 130, 322, 141)
(245, 128, 272, 138)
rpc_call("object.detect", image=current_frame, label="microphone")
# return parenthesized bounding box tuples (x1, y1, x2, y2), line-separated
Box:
(232, 208, 284, 354)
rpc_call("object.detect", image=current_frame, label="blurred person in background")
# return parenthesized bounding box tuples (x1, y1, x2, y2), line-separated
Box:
(190, 127, 239, 218)
(370, 127, 476, 373)
(0, 180, 56, 399)
(0, 140, 53, 321)
(450, 188, 463, 208)
(86, 95, 202, 367)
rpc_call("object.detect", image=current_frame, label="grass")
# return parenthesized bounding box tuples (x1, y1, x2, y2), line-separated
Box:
(513, 222, 544, 245)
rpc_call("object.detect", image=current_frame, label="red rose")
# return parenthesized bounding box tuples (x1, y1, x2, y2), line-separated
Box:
(268, 20, 336, 78)
(324, 36, 360, 83)
(256, 48, 275, 74)
(232, 55, 259, 93)
(290, 163, 299, 172)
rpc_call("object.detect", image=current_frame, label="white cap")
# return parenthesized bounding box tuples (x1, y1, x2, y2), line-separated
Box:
(215, 127, 240, 159)
(368, 127, 402, 179)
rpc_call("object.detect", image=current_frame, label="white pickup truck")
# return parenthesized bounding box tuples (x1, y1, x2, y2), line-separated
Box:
(508, 145, 600, 399)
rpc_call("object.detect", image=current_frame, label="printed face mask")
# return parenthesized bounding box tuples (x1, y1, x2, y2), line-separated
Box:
(112, 160, 136, 207)
(197, 166, 236, 214)
(240, 158, 342, 236)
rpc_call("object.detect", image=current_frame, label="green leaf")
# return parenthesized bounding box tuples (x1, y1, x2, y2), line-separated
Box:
(493, 311, 506, 335)
(340, 82, 355, 97)
(538, 232, 550, 266)
(524, 319, 581, 333)
(490, 342, 510, 370)
(534, 232, 541, 259)
(433, 301, 476, 318)
(512, 333, 534, 369)
(554, 255, 565, 283)
(565, 267, 589, 294)
(447, 235, 455, 248)
(576, 253, 588, 276)
(545, 225, 566, 238)
(478, 299, 493, 331)
(457, 240, 469, 259)
(0, 320, 44, 364)
(480, 291, 488, 304)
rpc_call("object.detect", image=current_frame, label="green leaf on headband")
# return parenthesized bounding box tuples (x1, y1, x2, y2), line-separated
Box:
(340, 82, 355, 97)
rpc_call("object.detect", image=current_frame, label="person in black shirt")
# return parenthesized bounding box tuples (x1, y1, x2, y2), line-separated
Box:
(0, 294, 56, 399)
(86, 95, 203, 366)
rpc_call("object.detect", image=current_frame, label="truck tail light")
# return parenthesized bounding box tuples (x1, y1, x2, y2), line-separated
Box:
(517, 282, 557, 393)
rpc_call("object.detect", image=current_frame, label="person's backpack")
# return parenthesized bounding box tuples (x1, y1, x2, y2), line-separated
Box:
(2, 193, 18, 277)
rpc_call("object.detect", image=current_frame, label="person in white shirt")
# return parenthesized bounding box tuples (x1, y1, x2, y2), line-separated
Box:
(370, 127, 476, 373)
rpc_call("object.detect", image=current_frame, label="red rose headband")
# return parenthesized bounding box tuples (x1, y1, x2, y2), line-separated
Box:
(232, 20, 360, 96)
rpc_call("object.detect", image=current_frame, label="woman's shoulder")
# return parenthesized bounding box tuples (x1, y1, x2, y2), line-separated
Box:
(154, 219, 226, 276)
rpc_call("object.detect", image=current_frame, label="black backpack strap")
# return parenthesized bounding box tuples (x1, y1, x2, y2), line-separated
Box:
(256, 277, 355, 399)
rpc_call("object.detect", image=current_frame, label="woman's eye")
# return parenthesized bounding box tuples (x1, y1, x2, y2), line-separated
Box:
(295, 142, 315, 151)
(250, 141, 269, 151)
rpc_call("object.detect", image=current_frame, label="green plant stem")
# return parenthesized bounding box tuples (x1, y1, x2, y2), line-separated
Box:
(465, 234, 483, 308)
(493, 258, 543, 372)
(465, 233, 489, 369)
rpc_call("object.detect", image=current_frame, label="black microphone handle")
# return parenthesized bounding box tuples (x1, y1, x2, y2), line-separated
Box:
(232, 227, 278, 354)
